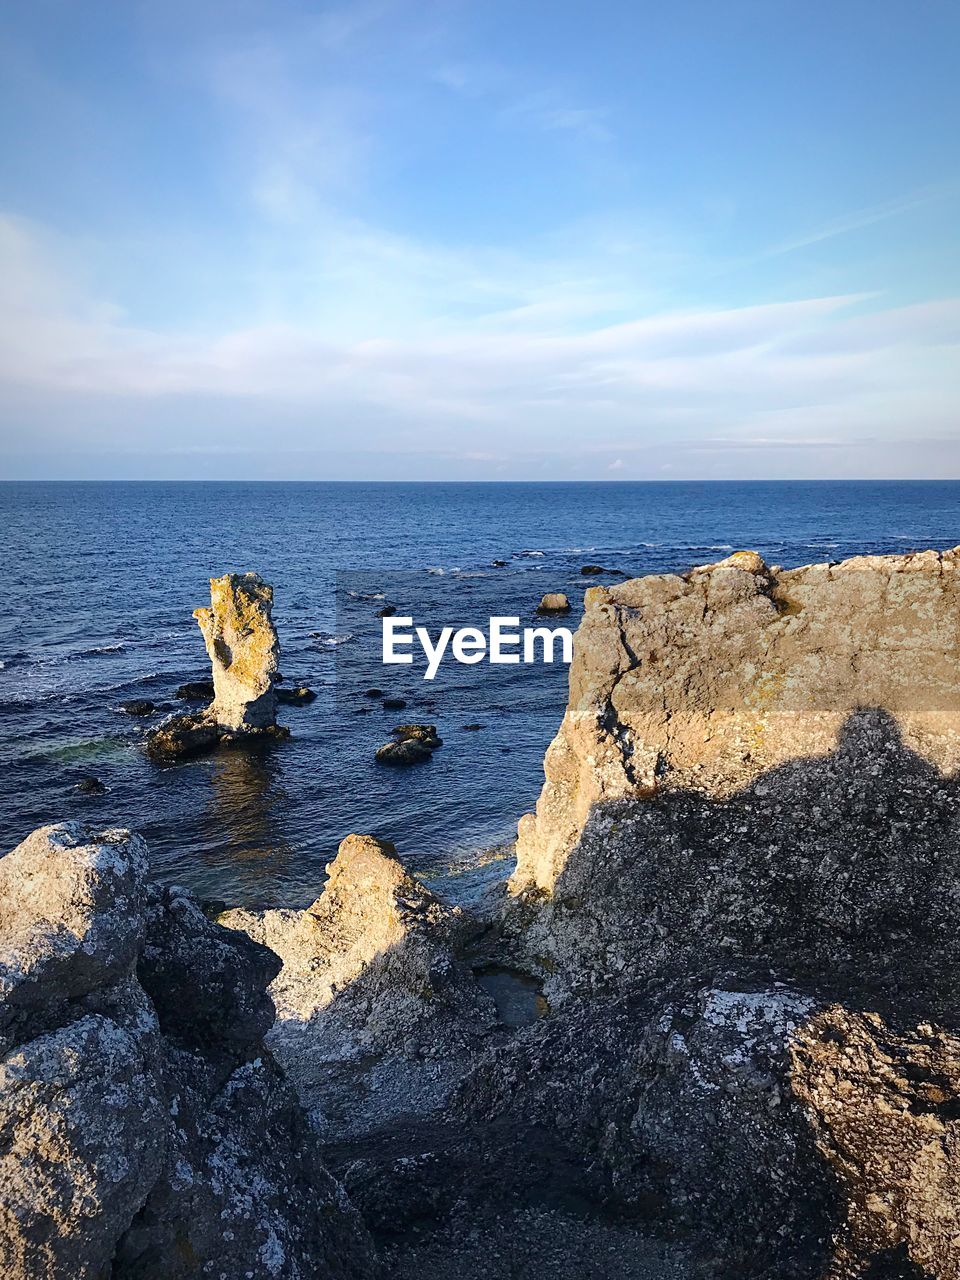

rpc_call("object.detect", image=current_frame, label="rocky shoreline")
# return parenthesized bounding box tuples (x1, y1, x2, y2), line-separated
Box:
(4, 548, 960, 1278)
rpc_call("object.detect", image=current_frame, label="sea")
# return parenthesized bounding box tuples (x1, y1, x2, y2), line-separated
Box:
(3, 479, 959, 908)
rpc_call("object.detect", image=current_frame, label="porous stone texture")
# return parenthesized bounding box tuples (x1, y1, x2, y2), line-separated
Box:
(220, 834, 497, 1138)
(513, 705, 960, 1019)
(514, 548, 960, 894)
(194, 572, 280, 732)
(0, 823, 376, 1280)
(147, 573, 288, 761)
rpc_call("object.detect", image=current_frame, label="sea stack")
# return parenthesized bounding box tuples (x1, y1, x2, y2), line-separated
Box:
(193, 572, 280, 731)
(147, 572, 287, 760)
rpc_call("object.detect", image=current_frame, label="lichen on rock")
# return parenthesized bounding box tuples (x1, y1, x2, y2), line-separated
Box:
(513, 547, 960, 896)
(147, 572, 289, 761)
(0, 822, 376, 1280)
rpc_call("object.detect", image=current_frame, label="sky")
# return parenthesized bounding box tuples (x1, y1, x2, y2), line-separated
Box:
(0, 0, 958, 480)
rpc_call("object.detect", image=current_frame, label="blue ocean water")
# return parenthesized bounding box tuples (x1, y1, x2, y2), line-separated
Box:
(2, 479, 959, 907)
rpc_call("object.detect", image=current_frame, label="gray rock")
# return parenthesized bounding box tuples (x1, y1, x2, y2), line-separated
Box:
(0, 823, 378, 1280)
(0, 824, 148, 1052)
(0, 1012, 167, 1280)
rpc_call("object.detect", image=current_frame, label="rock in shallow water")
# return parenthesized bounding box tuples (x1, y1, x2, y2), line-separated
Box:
(375, 738, 433, 766)
(536, 592, 571, 614)
(147, 573, 289, 762)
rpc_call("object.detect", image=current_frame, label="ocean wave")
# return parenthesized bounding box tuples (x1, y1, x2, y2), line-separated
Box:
(310, 632, 355, 648)
(516, 550, 545, 558)
(426, 567, 446, 575)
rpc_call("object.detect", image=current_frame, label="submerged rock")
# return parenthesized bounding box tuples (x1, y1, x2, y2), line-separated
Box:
(145, 710, 220, 762)
(173, 679, 214, 701)
(392, 723, 442, 748)
(375, 738, 432, 766)
(74, 773, 106, 794)
(276, 684, 317, 705)
(119, 699, 155, 717)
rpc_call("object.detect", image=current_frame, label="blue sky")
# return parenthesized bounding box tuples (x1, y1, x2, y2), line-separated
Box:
(1, 0, 958, 479)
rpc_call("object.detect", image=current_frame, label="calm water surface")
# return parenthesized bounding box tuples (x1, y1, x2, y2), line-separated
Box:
(3, 480, 959, 906)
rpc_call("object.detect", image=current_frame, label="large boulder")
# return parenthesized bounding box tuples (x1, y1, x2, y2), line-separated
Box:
(454, 982, 960, 1279)
(0, 824, 148, 1051)
(0, 823, 377, 1280)
(0, 1011, 166, 1280)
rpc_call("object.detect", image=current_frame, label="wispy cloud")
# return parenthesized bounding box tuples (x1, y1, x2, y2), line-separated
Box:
(2, 212, 958, 479)
(760, 185, 952, 258)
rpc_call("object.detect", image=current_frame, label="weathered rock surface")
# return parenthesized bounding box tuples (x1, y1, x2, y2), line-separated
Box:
(536, 592, 571, 614)
(0, 822, 376, 1280)
(221, 835, 496, 1138)
(195, 572, 280, 731)
(514, 547, 960, 895)
(147, 574, 289, 761)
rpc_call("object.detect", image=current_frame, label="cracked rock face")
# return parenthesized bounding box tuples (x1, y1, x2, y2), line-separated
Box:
(513, 548, 960, 895)
(194, 572, 280, 732)
(0, 823, 376, 1280)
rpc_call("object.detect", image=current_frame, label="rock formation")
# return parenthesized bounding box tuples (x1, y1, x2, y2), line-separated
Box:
(195, 572, 280, 731)
(514, 548, 960, 895)
(0, 823, 375, 1280)
(11, 546, 960, 1279)
(147, 573, 288, 760)
(220, 834, 497, 1139)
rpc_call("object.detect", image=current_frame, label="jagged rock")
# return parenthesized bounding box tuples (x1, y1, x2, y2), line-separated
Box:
(120, 699, 156, 717)
(0, 1012, 167, 1280)
(220, 835, 496, 1138)
(194, 572, 280, 731)
(579, 565, 623, 576)
(536, 593, 571, 614)
(450, 981, 960, 1279)
(0, 824, 377, 1280)
(173, 680, 214, 701)
(512, 707, 960, 1018)
(138, 883, 281, 1068)
(514, 548, 960, 895)
(148, 574, 288, 762)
